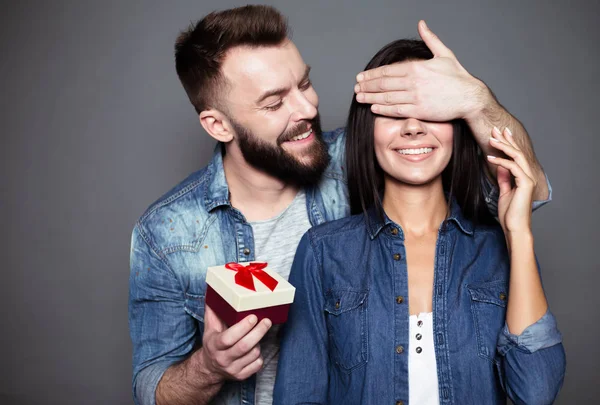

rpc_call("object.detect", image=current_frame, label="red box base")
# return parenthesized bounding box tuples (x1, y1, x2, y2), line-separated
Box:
(205, 285, 291, 327)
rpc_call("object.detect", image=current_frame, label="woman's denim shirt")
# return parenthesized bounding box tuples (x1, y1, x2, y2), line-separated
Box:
(274, 202, 565, 405)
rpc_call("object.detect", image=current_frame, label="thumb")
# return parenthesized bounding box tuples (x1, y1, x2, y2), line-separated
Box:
(418, 20, 455, 58)
(496, 166, 513, 197)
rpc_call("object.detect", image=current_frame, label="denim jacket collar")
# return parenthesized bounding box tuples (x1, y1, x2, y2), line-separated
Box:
(366, 196, 474, 240)
(203, 143, 232, 212)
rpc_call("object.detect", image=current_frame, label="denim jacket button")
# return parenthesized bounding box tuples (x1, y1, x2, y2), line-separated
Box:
(243, 248, 251, 255)
(391, 228, 398, 235)
(395, 345, 404, 354)
(393, 253, 401, 261)
(396, 401, 404, 405)
(396, 296, 404, 304)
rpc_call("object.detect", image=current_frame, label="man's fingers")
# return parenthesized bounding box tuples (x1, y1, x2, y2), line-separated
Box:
(228, 344, 262, 376)
(418, 20, 455, 59)
(355, 76, 410, 93)
(356, 64, 408, 83)
(371, 103, 416, 118)
(356, 91, 414, 105)
(229, 318, 272, 358)
(215, 314, 259, 350)
(235, 356, 264, 381)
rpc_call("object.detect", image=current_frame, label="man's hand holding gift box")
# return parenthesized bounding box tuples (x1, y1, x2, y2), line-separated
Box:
(196, 262, 296, 382)
(205, 262, 296, 326)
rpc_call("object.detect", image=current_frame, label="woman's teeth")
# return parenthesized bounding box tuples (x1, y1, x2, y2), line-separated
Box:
(290, 130, 311, 141)
(397, 147, 433, 155)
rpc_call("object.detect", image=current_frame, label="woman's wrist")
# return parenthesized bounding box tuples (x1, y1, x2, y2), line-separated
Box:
(505, 229, 534, 249)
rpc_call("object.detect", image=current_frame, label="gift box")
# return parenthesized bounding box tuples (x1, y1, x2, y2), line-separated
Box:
(205, 262, 296, 326)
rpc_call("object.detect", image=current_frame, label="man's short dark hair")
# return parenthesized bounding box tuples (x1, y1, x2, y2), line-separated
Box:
(175, 5, 289, 113)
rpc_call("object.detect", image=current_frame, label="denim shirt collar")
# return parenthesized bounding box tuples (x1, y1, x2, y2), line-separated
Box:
(203, 143, 232, 212)
(366, 196, 474, 239)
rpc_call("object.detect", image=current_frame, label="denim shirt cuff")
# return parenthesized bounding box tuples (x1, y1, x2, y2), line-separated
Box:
(497, 309, 563, 355)
(482, 172, 552, 217)
(134, 360, 175, 405)
(531, 172, 553, 210)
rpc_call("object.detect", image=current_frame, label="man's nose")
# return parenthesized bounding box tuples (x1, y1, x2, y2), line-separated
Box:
(289, 91, 317, 122)
(401, 118, 426, 137)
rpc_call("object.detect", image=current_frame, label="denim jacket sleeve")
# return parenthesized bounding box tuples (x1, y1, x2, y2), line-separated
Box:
(496, 309, 566, 404)
(273, 232, 329, 405)
(129, 225, 197, 405)
(482, 172, 553, 218)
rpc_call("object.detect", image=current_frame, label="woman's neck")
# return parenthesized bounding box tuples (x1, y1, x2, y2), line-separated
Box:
(382, 176, 448, 237)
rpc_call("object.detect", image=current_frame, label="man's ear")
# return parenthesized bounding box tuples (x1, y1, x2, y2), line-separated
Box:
(199, 109, 235, 143)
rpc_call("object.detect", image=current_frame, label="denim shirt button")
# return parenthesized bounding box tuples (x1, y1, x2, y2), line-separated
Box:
(395, 345, 404, 354)
(393, 253, 401, 261)
(391, 228, 399, 235)
(396, 296, 404, 304)
(396, 401, 404, 405)
(243, 248, 251, 255)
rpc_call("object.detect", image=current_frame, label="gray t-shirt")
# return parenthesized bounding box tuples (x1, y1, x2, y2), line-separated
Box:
(250, 190, 311, 405)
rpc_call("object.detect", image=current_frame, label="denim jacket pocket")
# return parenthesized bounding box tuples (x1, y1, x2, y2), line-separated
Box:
(323, 289, 368, 373)
(467, 281, 508, 365)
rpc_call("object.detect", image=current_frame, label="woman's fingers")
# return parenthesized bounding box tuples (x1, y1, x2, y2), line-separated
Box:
(489, 127, 534, 180)
(495, 166, 513, 197)
(486, 155, 534, 193)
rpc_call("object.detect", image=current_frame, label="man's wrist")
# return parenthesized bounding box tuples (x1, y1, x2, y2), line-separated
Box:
(192, 347, 226, 386)
(463, 78, 494, 121)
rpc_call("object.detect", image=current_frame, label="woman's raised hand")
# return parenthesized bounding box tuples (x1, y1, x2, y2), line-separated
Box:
(486, 127, 536, 237)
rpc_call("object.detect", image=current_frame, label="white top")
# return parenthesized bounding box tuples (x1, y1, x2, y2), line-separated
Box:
(409, 312, 441, 405)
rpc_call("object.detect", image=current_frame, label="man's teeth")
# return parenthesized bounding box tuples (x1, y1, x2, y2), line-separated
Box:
(398, 147, 433, 155)
(290, 130, 311, 141)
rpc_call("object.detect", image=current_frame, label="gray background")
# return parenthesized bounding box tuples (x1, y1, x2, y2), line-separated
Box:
(1, 0, 598, 404)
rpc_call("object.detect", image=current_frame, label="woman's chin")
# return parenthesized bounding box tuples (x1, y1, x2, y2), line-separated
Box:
(384, 172, 442, 187)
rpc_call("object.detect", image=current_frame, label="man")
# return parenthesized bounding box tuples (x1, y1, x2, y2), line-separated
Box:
(129, 5, 550, 405)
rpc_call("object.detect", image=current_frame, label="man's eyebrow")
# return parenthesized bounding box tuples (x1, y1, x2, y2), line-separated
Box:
(255, 65, 312, 105)
(255, 86, 288, 105)
(299, 65, 311, 84)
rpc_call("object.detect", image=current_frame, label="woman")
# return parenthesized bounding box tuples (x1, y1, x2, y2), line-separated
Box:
(273, 39, 565, 405)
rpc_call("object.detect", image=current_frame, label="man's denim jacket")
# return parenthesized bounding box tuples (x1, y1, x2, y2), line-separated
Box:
(129, 128, 553, 405)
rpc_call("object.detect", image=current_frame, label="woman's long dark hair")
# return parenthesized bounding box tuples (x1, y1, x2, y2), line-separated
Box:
(346, 39, 495, 225)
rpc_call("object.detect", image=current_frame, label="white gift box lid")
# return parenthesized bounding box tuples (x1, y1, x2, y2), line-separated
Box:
(206, 263, 296, 311)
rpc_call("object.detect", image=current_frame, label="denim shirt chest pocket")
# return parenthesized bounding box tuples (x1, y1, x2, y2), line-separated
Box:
(467, 280, 508, 364)
(323, 289, 369, 372)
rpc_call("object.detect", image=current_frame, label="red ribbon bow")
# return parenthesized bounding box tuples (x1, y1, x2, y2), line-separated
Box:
(225, 262, 279, 292)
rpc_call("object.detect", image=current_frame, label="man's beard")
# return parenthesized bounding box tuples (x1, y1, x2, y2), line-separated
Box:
(230, 114, 330, 187)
